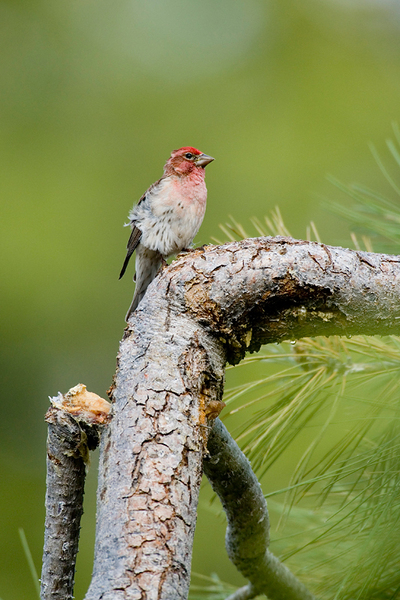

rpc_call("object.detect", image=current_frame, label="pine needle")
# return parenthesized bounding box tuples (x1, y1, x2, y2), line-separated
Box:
(18, 528, 40, 599)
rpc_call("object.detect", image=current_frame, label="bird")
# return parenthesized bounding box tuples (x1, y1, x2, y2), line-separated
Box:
(119, 147, 214, 321)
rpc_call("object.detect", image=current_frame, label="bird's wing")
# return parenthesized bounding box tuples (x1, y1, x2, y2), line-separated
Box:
(119, 225, 142, 279)
(137, 177, 165, 206)
(119, 177, 165, 280)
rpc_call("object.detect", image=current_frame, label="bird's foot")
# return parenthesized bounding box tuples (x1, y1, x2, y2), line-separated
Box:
(177, 246, 205, 257)
(177, 247, 193, 256)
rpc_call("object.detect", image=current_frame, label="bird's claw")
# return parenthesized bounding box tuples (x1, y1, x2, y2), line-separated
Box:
(177, 246, 205, 258)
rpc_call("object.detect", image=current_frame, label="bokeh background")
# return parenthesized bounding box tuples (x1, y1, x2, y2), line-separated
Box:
(2, 0, 400, 598)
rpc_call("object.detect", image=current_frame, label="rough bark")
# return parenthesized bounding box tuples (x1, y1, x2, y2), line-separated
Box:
(84, 236, 400, 600)
(41, 408, 87, 600)
(85, 309, 225, 600)
(205, 419, 315, 600)
(41, 386, 110, 600)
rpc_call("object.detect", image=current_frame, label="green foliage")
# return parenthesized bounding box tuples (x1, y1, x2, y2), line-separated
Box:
(5, 1, 400, 596)
(190, 573, 240, 600)
(226, 336, 400, 599)
(328, 123, 400, 252)
(18, 529, 40, 600)
(195, 149, 400, 599)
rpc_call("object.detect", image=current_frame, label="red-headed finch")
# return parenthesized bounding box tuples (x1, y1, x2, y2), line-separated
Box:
(119, 147, 214, 321)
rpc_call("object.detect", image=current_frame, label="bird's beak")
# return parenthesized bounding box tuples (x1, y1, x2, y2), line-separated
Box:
(195, 153, 215, 167)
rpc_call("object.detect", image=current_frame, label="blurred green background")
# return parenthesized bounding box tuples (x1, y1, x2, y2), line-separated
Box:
(2, 0, 400, 598)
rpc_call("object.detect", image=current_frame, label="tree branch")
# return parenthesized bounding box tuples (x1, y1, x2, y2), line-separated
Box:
(84, 237, 400, 599)
(41, 385, 110, 600)
(176, 237, 400, 364)
(205, 419, 315, 600)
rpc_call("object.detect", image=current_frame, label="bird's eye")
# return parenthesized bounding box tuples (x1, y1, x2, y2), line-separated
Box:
(185, 152, 193, 159)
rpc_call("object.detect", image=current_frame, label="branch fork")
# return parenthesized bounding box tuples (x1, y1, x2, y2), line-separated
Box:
(41, 237, 400, 600)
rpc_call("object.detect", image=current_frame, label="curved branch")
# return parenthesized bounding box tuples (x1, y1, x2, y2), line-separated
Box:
(167, 237, 400, 363)
(85, 237, 400, 599)
(204, 419, 315, 600)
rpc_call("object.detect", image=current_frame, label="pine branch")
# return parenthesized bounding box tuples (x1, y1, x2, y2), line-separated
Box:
(205, 419, 315, 600)
(79, 236, 400, 599)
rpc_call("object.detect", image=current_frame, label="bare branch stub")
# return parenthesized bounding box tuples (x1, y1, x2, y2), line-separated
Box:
(41, 386, 110, 600)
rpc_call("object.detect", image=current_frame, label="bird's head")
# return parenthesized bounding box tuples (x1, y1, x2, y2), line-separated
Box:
(164, 147, 214, 176)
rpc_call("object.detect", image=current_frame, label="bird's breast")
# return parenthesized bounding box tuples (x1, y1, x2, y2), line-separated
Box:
(140, 176, 207, 256)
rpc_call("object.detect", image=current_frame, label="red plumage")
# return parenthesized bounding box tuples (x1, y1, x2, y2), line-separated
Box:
(120, 147, 214, 320)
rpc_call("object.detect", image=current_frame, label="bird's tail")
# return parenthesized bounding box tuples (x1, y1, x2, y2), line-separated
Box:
(125, 247, 162, 321)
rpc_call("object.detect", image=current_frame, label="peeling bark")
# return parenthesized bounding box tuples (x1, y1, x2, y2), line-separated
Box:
(83, 237, 400, 599)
